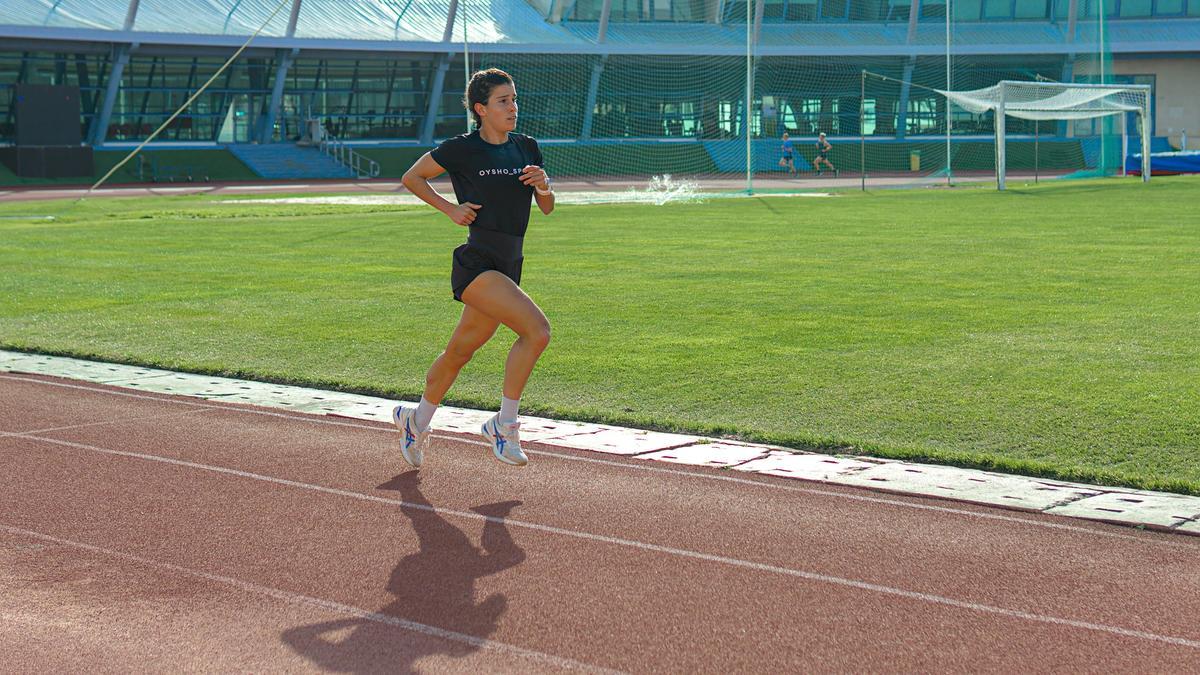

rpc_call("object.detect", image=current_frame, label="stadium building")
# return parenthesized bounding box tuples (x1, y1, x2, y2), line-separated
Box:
(1, 0, 1197, 184)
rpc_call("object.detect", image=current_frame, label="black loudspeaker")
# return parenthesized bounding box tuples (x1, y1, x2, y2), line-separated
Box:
(0, 145, 93, 178)
(14, 83, 83, 146)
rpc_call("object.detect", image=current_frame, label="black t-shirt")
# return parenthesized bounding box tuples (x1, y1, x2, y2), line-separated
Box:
(430, 130, 544, 237)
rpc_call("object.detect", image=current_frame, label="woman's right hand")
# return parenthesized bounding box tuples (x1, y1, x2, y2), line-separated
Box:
(447, 202, 482, 226)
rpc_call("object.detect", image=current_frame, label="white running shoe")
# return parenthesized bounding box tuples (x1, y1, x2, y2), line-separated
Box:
(392, 405, 430, 468)
(481, 414, 528, 466)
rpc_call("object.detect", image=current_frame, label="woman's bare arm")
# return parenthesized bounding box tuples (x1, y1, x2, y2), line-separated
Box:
(402, 152, 480, 226)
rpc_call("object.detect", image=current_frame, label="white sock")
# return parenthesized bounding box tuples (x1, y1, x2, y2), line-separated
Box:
(499, 396, 520, 424)
(415, 397, 437, 431)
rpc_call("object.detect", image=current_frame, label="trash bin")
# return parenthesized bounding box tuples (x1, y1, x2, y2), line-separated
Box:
(910, 150, 921, 172)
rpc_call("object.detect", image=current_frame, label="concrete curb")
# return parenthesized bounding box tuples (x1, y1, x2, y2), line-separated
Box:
(3, 349, 1197, 537)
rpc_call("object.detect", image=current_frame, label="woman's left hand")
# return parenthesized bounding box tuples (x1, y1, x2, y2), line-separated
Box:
(520, 165, 550, 192)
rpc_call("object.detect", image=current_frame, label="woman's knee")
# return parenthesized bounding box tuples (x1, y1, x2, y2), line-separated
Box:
(441, 344, 474, 369)
(442, 335, 485, 369)
(524, 319, 551, 352)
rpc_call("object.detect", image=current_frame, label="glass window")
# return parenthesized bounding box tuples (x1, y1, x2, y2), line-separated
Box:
(789, 0, 819, 21)
(849, 0, 889, 19)
(1052, 0, 1071, 17)
(725, 1, 752, 20)
(1155, 0, 1183, 12)
(1121, 0, 1153, 14)
(1104, 0, 1118, 15)
(887, 0, 911, 20)
(567, 0, 604, 20)
(922, 0, 947, 18)
(1014, 0, 1049, 16)
(957, 0, 984, 19)
(822, 0, 850, 18)
(763, 0, 787, 19)
(983, 0, 1013, 17)
(1191, 0, 1200, 14)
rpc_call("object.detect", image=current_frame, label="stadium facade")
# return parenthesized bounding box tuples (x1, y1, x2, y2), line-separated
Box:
(0, 0, 1196, 181)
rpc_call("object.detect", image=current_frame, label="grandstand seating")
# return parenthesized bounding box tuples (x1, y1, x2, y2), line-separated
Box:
(228, 144, 356, 180)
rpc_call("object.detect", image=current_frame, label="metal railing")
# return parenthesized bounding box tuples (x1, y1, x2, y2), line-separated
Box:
(317, 132, 381, 179)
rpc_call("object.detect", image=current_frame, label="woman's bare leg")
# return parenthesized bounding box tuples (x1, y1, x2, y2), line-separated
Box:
(460, 271, 551, 400)
(423, 304, 500, 405)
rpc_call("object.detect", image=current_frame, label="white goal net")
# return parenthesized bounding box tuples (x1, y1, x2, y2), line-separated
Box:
(940, 81, 1152, 190)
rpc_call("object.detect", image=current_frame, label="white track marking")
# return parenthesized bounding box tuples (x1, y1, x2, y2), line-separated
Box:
(0, 524, 620, 674)
(221, 184, 313, 190)
(1, 373, 1196, 549)
(0, 407, 211, 436)
(6, 430, 1200, 650)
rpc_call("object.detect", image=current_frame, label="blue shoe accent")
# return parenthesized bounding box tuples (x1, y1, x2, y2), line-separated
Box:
(482, 416, 526, 466)
(405, 420, 417, 448)
(393, 405, 425, 468)
(492, 421, 506, 453)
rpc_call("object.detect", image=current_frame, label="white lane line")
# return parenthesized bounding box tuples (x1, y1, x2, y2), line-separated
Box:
(221, 184, 313, 191)
(0, 407, 211, 436)
(0, 524, 620, 675)
(10, 431, 1200, 650)
(2, 373, 1196, 549)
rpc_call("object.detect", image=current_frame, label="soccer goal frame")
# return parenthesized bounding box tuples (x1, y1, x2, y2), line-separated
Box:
(986, 81, 1153, 191)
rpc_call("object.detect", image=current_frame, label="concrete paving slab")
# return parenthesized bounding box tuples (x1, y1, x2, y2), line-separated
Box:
(512, 417, 603, 442)
(543, 427, 701, 456)
(637, 442, 771, 468)
(0, 351, 29, 365)
(1177, 517, 1200, 536)
(733, 452, 880, 480)
(4, 354, 161, 382)
(830, 462, 1104, 512)
(323, 400, 397, 424)
(1045, 492, 1200, 530)
(423, 407, 493, 435)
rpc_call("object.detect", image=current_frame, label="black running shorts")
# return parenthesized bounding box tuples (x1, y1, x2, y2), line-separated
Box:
(451, 227, 525, 302)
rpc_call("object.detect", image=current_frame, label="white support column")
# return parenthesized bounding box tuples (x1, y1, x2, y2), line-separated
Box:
(123, 0, 141, 30)
(286, 0, 302, 35)
(597, 0, 613, 43)
(896, 57, 915, 140)
(90, 0, 142, 144)
(1120, 112, 1128, 177)
(744, 0, 753, 193)
(579, 0, 613, 140)
(995, 82, 1006, 191)
(420, 56, 450, 144)
(261, 50, 294, 143)
(92, 45, 132, 146)
(443, 0, 459, 42)
(580, 58, 605, 140)
(906, 0, 921, 43)
(753, 0, 765, 45)
(417, 0, 461, 144)
(260, 0, 302, 144)
(1140, 97, 1151, 183)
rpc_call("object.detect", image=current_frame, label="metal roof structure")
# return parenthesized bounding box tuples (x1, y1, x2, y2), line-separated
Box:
(1, 0, 1197, 56)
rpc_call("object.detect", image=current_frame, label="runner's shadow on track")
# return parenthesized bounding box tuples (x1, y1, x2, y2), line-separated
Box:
(280, 471, 526, 673)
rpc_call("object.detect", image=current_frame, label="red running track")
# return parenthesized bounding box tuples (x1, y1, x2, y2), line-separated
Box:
(2, 372, 1199, 672)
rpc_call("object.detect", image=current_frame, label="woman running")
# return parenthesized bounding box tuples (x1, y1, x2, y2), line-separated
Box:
(779, 132, 797, 176)
(813, 132, 838, 176)
(393, 68, 554, 469)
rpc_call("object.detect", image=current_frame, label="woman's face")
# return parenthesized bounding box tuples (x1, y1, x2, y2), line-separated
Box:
(477, 83, 518, 133)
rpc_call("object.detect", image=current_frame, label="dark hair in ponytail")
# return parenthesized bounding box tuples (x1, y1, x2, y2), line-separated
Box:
(464, 68, 514, 128)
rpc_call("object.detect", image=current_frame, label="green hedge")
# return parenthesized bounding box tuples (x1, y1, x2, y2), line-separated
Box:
(0, 141, 1085, 186)
(0, 148, 256, 186)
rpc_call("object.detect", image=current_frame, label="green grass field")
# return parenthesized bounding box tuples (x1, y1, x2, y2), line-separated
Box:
(2, 177, 1198, 494)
